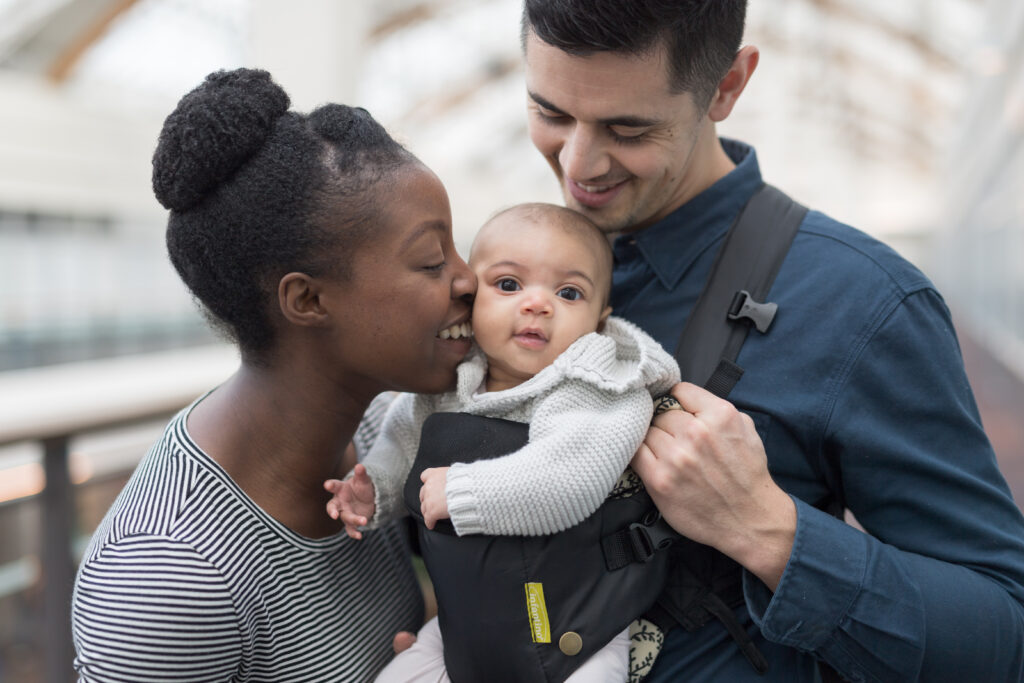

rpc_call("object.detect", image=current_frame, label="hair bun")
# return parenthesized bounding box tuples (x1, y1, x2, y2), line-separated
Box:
(152, 68, 290, 212)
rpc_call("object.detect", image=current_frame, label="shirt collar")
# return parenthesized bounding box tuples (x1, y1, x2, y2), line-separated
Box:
(619, 139, 764, 290)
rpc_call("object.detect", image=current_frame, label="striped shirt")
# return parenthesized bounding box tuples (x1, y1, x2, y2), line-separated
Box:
(72, 395, 423, 682)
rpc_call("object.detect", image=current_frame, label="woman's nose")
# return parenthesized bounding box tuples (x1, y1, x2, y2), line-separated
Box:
(450, 254, 476, 302)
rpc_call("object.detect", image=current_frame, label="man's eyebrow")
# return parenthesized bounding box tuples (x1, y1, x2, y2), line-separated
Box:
(528, 90, 661, 129)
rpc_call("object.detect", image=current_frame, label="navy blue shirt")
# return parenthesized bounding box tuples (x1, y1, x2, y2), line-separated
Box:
(621, 140, 1024, 682)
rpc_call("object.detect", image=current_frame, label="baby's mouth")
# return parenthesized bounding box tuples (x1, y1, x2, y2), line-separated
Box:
(438, 321, 472, 340)
(516, 328, 548, 342)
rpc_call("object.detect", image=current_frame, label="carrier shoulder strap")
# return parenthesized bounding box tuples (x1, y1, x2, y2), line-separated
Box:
(605, 184, 806, 572)
(674, 183, 807, 397)
(617, 184, 807, 676)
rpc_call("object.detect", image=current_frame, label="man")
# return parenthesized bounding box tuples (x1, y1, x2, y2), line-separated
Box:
(521, 1, 1024, 681)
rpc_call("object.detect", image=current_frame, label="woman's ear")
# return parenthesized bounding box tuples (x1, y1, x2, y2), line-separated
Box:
(278, 272, 329, 327)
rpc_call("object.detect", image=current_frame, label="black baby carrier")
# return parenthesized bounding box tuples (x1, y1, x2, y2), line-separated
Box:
(404, 413, 671, 682)
(402, 184, 807, 682)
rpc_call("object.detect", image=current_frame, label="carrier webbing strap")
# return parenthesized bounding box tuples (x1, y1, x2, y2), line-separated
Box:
(675, 183, 807, 397)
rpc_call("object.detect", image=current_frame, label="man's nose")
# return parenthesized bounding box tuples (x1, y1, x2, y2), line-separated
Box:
(559, 123, 611, 182)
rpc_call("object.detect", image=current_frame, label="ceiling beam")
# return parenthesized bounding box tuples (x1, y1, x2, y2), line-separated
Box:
(46, 0, 138, 83)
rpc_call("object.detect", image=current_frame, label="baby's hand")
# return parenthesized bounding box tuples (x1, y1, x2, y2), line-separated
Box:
(419, 467, 451, 530)
(324, 464, 376, 540)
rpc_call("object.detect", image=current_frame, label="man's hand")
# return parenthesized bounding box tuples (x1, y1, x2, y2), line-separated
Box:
(632, 382, 796, 590)
(419, 467, 451, 530)
(324, 463, 377, 540)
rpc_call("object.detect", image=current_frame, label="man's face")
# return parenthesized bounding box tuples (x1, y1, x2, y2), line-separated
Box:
(524, 31, 712, 234)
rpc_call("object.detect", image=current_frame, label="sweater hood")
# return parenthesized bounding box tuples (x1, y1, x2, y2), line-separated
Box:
(554, 316, 680, 395)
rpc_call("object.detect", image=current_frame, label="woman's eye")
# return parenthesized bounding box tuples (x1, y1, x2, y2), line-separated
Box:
(497, 279, 520, 292)
(557, 287, 582, 301)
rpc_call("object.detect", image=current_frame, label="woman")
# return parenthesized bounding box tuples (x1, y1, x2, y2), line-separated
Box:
(71, 68, 475, 682)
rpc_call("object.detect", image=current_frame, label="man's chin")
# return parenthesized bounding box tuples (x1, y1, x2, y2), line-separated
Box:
(562, 199, 632, 235)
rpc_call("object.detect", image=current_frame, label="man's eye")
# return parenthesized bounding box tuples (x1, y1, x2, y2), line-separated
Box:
(424, 262, 446, 272)
(497, 279, 520, 292)
(536, 107, 566, 123)
(558, 287, 581, 301)
(609, 128, 646, 144)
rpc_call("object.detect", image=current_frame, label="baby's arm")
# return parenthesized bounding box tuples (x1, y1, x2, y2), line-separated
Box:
(324, 464, 377, 539)
(445, 384, 654, 536)
(324, 393, 427, 531)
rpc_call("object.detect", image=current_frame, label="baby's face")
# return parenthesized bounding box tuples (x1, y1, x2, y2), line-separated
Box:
(469, 214, 611, 391)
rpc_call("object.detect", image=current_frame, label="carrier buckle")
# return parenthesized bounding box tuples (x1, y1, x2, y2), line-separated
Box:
(727, 290, 777, 333)
(628, 511, 677, 562)
(602, 510, 679, 570)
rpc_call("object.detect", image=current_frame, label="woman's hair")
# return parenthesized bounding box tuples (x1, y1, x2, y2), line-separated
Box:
(152, 68, 415, 363)
(521, 0, 746, 108)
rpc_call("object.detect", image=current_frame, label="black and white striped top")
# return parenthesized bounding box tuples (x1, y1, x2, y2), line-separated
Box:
(72, 395, 423, 682)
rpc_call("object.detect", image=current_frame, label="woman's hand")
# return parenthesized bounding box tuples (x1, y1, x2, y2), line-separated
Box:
(419, 467, 451, 529)
(324, 464, 377, 540)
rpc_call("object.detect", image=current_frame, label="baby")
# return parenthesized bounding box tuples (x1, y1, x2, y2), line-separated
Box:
(326, 202, 680, 682)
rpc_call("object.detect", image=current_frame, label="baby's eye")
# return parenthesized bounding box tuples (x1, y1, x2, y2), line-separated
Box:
(557, 287, 582, 301)
(497, 278, 520, 292)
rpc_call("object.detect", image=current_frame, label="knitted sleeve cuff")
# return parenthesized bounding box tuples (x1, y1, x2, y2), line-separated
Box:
(446, 464, 485, 536)
(361, 461, 401, 530)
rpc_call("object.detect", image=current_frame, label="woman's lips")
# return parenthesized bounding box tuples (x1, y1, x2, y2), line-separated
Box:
(436, 320, 472, 358)
(437, 321, 472, 340)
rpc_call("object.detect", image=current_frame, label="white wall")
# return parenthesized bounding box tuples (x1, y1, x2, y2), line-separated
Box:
(0, 71, 166, 220)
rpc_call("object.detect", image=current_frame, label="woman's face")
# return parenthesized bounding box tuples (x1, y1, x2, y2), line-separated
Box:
(324, 163, 476, 395)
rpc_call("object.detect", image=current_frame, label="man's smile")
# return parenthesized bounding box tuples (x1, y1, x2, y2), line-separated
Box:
(567, 177, 628, 208)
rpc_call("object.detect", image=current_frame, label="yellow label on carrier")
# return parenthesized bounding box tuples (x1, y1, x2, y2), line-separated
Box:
(524, 582, 551, 643)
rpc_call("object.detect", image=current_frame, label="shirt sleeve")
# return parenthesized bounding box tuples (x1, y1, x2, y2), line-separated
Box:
(73, 534, 241, 682)
(360, 392, 425, 528)
(445, 382, 654, 536)
(743, 288, 1024, 681)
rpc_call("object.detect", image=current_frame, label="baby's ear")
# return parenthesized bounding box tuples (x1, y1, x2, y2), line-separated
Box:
(596, 306, 613, 332)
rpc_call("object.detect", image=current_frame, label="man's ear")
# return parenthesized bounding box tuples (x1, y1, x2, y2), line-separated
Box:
(596, 305, 613, 333)
(278, 272, 329, 327)
(707, 45, 759, 123)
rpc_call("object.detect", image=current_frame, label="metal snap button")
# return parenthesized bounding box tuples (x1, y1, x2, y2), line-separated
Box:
(558, 631, 583, 656)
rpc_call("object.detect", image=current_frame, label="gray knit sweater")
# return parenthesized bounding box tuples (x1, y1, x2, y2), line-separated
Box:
(362, 316, 680, 537)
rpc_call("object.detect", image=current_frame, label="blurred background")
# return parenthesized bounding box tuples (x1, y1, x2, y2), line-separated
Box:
(0, 0, 1021, 680)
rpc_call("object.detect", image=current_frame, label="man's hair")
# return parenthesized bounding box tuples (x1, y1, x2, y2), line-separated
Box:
(522, 0, 747, 107)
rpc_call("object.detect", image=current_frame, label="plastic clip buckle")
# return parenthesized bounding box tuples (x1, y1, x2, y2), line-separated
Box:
(628, 511, 677, 562)
(727, 290, 778, 333)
